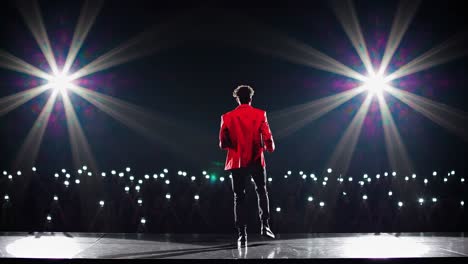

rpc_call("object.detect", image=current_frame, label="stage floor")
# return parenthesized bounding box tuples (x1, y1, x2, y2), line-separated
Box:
(0, 232, 467, 260)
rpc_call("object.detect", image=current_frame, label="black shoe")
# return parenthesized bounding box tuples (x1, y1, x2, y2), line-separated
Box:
(237, 226, 247, 243)
(260, 221, 275, 239)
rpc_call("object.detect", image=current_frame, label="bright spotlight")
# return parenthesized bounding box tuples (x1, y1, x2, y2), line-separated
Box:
(319, 201, 325, 207)
(138, 179, 143, 184)
(418, 198, 424, 204)
(307, 196, 313, 202)
(276, 207, 281, 212)
(432, 197, 437, 203)
(433, 171, 437, 176)
(398, 201, 403, 207)
(363, 195, 368, 200)
(327, 168, 332, 173)
(388, 191, 393, 196)
(126, 167, 131, 172)
(99, 200, 104, 207)
(191, 176, 196, 181)
(220, 177, 225, 182)
(268, 177, 272, 182)
(461, 201, 465, 206)
(165, 194, 171, 199)
(48, 71, 72, 93)
(137, 199, 142, 205)
(140, 218, 146, 224)
(32, 167, 37, 172)
(364, 73, 388, 96)
(53, 195, 58, 201)
(194, 195, 200, 200)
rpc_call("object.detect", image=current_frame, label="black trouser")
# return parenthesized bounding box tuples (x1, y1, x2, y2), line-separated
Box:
(230, 165, 270, 228)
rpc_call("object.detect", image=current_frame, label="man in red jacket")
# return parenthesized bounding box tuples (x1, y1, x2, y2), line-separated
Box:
(219, 85, 275, 243)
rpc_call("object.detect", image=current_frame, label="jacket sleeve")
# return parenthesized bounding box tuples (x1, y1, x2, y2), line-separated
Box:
(219, 115, 231, 150)
(260, 111, 275, 152)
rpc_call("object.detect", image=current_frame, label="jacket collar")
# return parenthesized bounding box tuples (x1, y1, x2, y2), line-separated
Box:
(236, 104, 252, 109)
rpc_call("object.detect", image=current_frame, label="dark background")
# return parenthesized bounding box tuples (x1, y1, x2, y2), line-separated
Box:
(1, 1, 467, 177)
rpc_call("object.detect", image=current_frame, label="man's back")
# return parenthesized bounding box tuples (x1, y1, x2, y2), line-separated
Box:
(219, 104, 274, 170)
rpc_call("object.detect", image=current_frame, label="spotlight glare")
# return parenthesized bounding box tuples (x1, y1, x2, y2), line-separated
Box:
(327, 168, 332, 173)
(363, 195, 368, 200)
(364, 73, 388, 96)
(319, 201, 325, 207)
(99, 200, 104, 207)
(140, 218, 146, 224)
(432, 197, 437, 203)
(165, 194, 171, 199)
(191, 176, 196, 181)
(307, 196, 313, 202)
(388, 191, 393, 196)
(194, 195, 199, 200)
(461, 201, 464, 206)
(48, 71, 72, 93)
(276, 207, 281, 212)
(398, 201, 403, 207)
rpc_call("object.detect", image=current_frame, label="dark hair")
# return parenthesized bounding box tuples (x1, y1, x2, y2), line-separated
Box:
(233, 85, 254, 104)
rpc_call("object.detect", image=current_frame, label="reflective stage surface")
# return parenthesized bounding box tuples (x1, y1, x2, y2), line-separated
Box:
(0, 232, 467, 261)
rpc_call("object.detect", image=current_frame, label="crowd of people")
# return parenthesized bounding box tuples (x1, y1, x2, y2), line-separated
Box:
(1, 166, 466, 233)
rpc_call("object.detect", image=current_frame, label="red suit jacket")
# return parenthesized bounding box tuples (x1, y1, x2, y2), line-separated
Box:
(219, 104, 275, 170)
